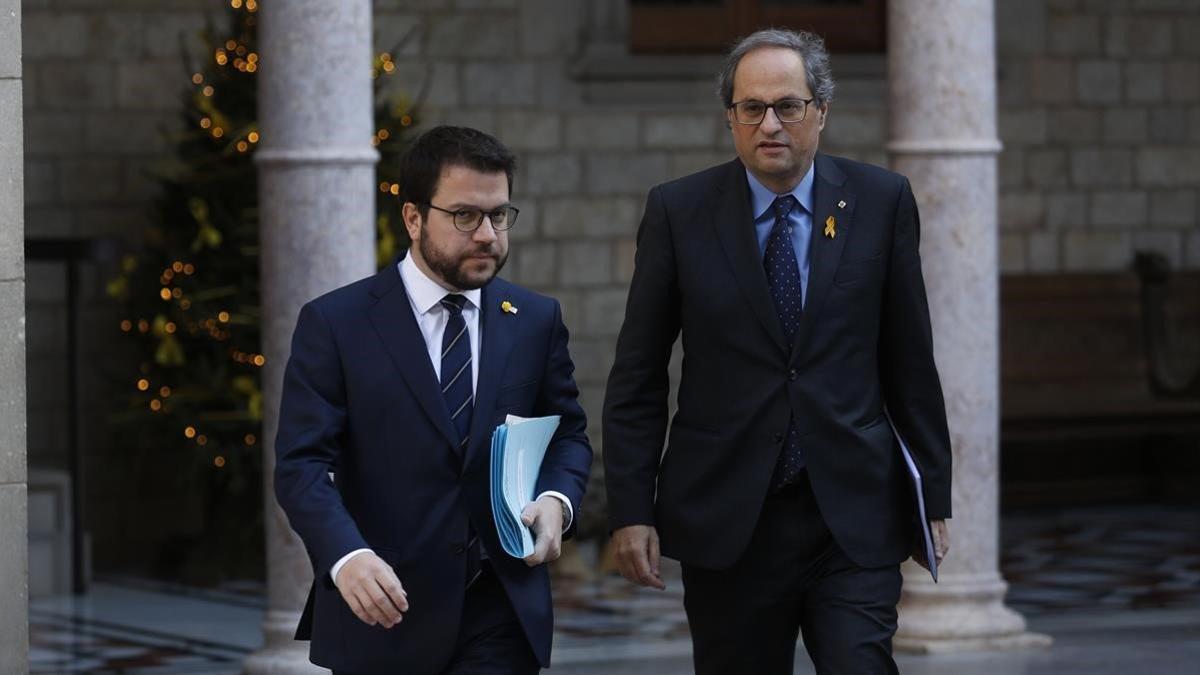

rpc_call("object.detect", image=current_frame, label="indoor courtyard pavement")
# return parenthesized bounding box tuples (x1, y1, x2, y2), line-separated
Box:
(28, 504, 1200, 674)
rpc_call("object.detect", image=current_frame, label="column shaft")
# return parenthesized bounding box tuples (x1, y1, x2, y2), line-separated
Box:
(245, 1, 378, 671)
(0, 0, 27, 670)
(886, 0, 1050, 653)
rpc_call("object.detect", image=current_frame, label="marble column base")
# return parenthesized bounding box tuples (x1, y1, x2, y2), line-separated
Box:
(243, 610, 329, 674)
(895, 566, 1052, 654)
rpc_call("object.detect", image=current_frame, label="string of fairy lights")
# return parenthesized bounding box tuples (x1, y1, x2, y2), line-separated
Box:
(115, 0, 416, 471)
(117, 0, 263, 471)
(120, 254, 265, 468)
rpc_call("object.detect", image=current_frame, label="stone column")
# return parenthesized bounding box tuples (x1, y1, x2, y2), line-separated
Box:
(886, 0, 1050, 653)
(0, 0, 28, 671)
(243, 1, 377, 672)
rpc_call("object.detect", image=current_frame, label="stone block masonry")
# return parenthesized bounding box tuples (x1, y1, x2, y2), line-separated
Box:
(997, 0, 1200, 272)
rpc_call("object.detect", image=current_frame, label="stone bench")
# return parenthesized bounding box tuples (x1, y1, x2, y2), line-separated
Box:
(28, 468, 75, 597)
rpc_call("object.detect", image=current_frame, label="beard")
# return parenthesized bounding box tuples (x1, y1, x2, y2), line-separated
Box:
(418, 225, 508, 291)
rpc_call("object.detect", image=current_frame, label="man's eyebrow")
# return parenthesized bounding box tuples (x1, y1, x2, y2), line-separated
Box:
(444, 202, 512, 211)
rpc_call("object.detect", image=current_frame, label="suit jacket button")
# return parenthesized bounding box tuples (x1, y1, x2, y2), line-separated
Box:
(788, 369, 798, 381)
(773, 433, 784, 444)
(453, 543, 466, 555)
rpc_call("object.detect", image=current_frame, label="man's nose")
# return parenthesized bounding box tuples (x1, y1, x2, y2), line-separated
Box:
(759, 106, 784, 133)
(473, 215, 498, 243)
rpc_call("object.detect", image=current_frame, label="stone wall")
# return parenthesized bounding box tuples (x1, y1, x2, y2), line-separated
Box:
(378, 0, 1200, 442)
(22, 0, 221, 242)
(374, 0, 898, 441)
(996, 0, 1200, 272)
(18, 0, 1200, 567)
(2, 0, 28, 668)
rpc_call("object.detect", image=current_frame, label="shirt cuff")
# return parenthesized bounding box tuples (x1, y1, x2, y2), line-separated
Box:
(536, 491, 574, 531)
(330, 548, 373, 584)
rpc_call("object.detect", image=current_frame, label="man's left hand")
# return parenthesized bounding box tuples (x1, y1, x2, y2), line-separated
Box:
(520, 495, 564, 567)
(931, 519, 950, 564)
(914, 519, 950, 572)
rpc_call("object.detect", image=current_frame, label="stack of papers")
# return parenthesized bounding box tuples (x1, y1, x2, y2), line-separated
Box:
(490, 414, 561, 558)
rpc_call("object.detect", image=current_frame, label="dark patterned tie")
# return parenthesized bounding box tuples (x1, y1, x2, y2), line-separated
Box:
(440, 294, 483, 585)
(440, 294, 473, 451)
(763, 195, 806, 490)
(764, 196, 802, 342)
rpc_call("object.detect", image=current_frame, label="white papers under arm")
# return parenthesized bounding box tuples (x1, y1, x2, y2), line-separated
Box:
(885, 410, 938, 583)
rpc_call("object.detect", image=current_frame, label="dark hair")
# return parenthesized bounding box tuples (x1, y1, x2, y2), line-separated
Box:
(717, 28, 835, 108)
(399, 126, 517, 214)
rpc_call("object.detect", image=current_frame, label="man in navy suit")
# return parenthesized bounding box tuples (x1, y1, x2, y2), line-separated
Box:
(604, 29, 952, 674)
(274, 126, 592, 674)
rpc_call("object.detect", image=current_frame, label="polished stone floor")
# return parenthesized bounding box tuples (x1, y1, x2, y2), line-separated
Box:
(29, 579, 262, 673)
(29, 504, 1200, 673)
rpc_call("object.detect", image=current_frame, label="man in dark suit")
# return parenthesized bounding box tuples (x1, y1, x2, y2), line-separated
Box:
(274, 126, 592, 674)
(604, 29, 953, 674)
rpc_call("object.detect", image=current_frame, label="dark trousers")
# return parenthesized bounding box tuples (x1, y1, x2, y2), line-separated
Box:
(335, 562, 539, 675)
(681, 471, 902, 675)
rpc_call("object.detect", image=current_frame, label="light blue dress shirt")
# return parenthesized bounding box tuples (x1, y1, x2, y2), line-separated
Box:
(747, 163, 815, 307)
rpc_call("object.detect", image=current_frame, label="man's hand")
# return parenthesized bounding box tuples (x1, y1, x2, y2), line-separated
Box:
(520, 495, 565, 567)
(932, 519, 950, 562)
(335, 552, 409, 628)
(914, 519, 951, 572)
(612, 525, 666, 590)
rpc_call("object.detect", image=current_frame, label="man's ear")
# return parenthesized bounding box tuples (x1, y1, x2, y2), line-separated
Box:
(816, 102, 829, 131)
(401, 201, 422, 242)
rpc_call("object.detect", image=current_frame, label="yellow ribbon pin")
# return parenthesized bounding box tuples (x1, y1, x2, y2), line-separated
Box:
(501, 300, 518, 314)
(824, 216, 836, 238)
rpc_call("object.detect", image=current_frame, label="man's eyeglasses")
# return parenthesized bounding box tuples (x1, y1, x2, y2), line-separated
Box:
(426, 203, 519, 232)
(728, 98, 815, 125)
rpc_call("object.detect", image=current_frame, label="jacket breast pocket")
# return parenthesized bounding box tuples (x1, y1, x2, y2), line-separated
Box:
(493, 379, 538, 413)
(833, 255, 883, 287)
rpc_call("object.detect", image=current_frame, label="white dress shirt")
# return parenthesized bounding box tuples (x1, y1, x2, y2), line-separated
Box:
(331, 254, 573, 584)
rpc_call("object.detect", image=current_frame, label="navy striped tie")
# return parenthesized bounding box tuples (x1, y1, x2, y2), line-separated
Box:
(441, 294, 483, 584)
(764, 196, 806, 490)
(440, 294, 473, 451)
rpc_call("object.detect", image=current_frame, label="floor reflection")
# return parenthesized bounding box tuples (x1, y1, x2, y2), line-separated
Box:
(28, 505, 1200, 673)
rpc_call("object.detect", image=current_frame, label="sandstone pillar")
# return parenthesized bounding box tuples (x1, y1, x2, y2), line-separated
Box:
(886, 0, 1050, 653)
(244, 1, 377, 671)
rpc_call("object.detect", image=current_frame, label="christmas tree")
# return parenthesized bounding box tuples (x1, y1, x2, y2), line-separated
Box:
(105, 0, 418, 581)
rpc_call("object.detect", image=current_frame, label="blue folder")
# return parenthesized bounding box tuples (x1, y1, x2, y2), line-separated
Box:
(489, 414, 562, 558)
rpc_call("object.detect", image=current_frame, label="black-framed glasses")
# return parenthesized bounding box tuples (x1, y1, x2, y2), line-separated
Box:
(426, 203, 519, 232)
(728, 98, 815, 125)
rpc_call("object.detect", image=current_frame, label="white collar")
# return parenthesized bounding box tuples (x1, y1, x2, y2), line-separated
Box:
(398, 252, 482, 315)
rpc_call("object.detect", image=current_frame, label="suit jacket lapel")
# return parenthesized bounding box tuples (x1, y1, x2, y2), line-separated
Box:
(367, 261, 461, 453)
(711, 160, 790, 355)
(794, 154, 855, 361)
(464, 282, 517, 469)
